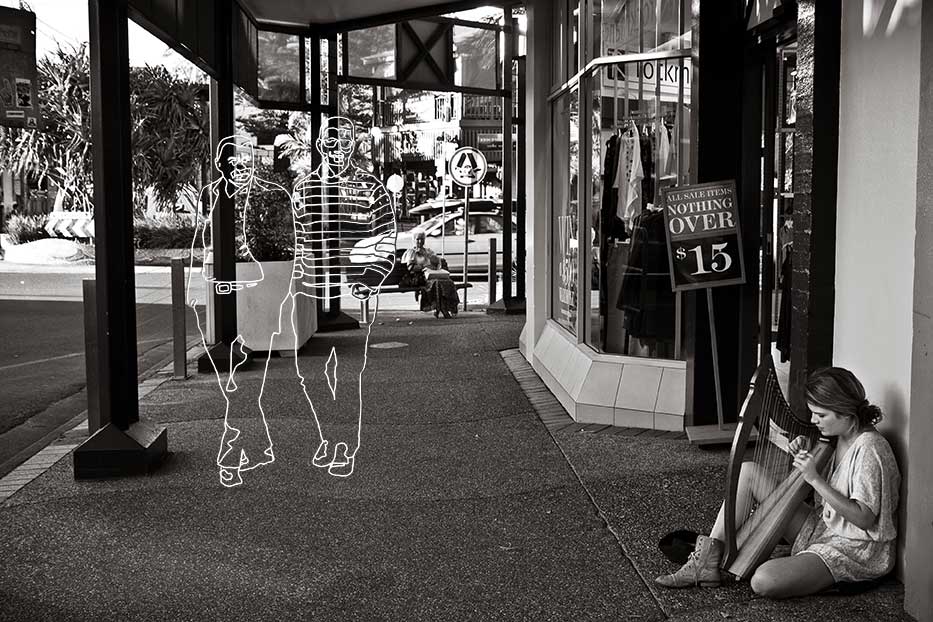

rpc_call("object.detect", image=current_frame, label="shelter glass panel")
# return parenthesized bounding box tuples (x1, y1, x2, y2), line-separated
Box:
(347, 25, 396, 79)
(454, 26, 497, 90)
(257, 30, 300, 102)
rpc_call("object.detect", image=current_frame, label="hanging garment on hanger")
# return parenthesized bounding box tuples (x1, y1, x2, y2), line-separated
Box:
(613, 124, 644, 226)
(656, 120, 672, 176)
(616, 209, 675, 342)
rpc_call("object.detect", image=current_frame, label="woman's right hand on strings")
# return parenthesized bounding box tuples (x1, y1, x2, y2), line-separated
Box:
(788, 435, 810, 455)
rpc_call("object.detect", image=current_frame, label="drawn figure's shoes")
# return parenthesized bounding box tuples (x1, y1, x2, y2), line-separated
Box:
(327, 442, 355, 478)
(655, 535, 723, 588)
(219, 466, 243, 487)
(312, 440, 333, 468)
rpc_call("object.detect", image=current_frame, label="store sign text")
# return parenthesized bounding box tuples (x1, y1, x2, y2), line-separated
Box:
(604, 57, 691, 86)
(665, 187, 736, 235)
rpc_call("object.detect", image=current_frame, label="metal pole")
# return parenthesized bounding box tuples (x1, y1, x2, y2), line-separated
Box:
(462, 185, 470, 312)
(82, 279, 100, 434)
(488, 237, 497, 306)
(171, 258, 187, 380)
(706, 288, 725, 429)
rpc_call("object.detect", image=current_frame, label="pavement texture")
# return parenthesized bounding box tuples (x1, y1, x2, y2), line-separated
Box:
(0, 312, 913, 621)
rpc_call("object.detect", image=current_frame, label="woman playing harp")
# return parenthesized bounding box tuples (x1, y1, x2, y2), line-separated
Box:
(655, 367, 900, 598)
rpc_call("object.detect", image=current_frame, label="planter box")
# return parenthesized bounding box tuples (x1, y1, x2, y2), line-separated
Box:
(234, 260, 316, 354)
(202, 259, 317, 353)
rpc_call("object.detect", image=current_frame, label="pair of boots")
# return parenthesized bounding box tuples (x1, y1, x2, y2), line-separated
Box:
(655, 535, 723, 588)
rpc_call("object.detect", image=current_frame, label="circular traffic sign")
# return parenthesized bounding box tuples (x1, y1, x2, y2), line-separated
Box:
(448, 146, 487, 187)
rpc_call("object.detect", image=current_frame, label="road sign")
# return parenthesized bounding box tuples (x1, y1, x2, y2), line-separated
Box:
(661, 180, 746, 292)
(448, 146, 487, 187)
(45, 211, 95, 240)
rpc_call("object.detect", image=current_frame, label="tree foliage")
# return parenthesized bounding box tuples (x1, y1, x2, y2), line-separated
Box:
(0, 45, 209, 214)
(129, 65, 209, 211)
(0, 44, 93, 211)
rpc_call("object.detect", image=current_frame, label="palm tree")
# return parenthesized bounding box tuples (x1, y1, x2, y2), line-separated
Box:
(0, 45, 210, 216)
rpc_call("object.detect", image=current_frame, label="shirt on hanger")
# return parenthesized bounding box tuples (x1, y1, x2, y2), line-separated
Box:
(657, 121, 672, 176)
(613, 129, 643, 225)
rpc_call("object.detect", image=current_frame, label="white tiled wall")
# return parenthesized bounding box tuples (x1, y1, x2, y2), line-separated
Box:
(532, 321, 686, 430)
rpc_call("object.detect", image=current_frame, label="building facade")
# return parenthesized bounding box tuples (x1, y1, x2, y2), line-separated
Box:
(521, 0, 932, 619)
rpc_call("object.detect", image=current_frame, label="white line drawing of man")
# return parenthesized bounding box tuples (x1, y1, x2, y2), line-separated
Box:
(188, 135, 292, 487)
(282, 116, 397, 478)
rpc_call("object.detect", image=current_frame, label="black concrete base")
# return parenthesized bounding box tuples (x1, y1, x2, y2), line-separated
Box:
(196, 341, 253, 374)
(73, 421, 168, 479)
(485, 297, 527, 316)
(316, 311, 360, 332)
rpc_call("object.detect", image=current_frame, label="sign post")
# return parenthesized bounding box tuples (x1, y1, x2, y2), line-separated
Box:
(661, 180, 746, 445)
(448, 146, 487, 311)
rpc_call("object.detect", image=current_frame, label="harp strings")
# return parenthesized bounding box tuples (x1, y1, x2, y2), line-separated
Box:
(740, 365, 791, 529)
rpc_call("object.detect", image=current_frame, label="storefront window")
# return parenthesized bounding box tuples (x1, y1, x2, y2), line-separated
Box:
(598, 0, 691, 56)
(551, 87, 580, 335)
(551, 0, 693, 358)
(586, 57, 691, 358)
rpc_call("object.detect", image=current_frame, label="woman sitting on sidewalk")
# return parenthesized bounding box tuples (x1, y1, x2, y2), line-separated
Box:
(656, 367, 900, 599)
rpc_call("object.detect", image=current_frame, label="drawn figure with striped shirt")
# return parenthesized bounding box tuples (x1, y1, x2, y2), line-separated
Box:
(285, 117, 397, 477)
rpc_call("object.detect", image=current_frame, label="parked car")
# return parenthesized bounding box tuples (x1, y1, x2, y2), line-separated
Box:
(408, 198, 515, 220)
(355, 209, 518, 276)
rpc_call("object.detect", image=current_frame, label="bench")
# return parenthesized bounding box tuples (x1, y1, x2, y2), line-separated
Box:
(360, 281, 473, 322)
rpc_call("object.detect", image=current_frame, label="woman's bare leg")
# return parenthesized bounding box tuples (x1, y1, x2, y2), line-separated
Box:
(750, 552, 834, 598)
(710, 461, 779, 541)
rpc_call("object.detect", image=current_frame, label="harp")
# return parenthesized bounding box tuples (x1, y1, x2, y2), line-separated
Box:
(721, 355, 832, 580)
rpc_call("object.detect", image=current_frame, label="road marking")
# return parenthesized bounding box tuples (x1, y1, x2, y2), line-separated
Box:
(0, 338, 170, 372)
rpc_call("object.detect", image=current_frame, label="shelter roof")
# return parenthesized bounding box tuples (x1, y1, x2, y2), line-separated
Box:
(238, 0, 473, 27)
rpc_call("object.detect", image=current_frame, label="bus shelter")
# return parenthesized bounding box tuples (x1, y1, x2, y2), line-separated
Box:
(78, 0, 524, 476)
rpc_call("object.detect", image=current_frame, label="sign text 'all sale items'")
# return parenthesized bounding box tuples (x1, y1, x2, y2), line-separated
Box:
(661, 180, 746, 292)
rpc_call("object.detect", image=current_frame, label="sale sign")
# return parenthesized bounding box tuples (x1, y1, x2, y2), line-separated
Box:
(661, 180, 746, 292)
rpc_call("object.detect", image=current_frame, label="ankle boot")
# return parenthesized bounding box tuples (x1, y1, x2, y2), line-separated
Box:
(655, 535, 723, 588)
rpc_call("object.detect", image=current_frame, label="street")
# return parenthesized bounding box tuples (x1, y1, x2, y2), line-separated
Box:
(0, 266, 203, 476)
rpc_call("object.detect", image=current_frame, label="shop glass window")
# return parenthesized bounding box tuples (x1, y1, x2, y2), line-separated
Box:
(454, 26, 498, 90)
(257, 30, 300, 102)
(551, 87, 580, 335)
(586, 56, 692, 358)
(553, 0, 569, 87)
(347, 25, 396, 79)
(597, 0, 691, 56)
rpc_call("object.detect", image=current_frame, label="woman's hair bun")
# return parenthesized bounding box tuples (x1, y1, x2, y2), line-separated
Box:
(857, 400, 883, 427)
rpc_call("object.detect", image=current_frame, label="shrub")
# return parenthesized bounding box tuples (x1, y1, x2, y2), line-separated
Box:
(134, 214, 199, 249)
(236, 164, 295, 262)
(4, 214, 50, 245)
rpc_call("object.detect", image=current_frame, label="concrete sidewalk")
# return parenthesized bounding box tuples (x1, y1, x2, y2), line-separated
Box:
(0, 313, 910, 621)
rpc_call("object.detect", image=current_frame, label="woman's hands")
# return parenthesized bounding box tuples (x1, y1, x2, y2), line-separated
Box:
(787, 435, 810, 454)
(792, 448, 823, 484)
